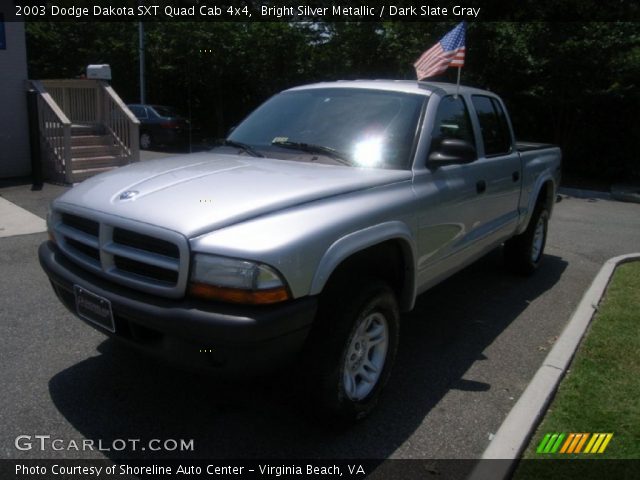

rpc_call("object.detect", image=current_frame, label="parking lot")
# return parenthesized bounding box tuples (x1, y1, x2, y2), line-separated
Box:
(1, 178, 639, 461)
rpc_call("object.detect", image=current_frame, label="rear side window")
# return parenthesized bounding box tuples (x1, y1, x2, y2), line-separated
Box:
(430, 95, 475, 150)
(472, 96, 512, 156)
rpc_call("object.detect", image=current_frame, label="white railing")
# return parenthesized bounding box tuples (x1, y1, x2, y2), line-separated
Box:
(30, 81, 73, 184)
(44, 79, 99, 126)
(102, 83, 140, 161)
(32, 79, 139, 183)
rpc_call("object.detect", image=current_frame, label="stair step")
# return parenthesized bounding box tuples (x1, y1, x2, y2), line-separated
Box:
(71, 145, 121, 158)
(71, 167, 117, 183)
(71, 155, 126, 170)
(71, 124, 104, 136)
(71, 135, 112, 146)
(49, 135, 113, 146)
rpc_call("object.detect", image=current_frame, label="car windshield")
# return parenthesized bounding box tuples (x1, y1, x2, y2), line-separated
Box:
(228, 88, 425, 169)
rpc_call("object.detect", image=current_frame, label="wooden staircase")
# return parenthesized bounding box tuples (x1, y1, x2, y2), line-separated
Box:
(66, 125, 128, 182)
(29, 79, 140, 184)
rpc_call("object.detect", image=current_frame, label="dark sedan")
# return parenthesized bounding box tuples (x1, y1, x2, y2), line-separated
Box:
(127, 104, 190, 150)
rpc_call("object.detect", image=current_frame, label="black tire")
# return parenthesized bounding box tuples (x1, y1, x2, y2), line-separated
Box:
(504, 206, 549, 275)
(303, 277, 400, 423)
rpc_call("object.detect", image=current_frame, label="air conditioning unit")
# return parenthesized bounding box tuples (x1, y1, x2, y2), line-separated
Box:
(86, 64, 112, 80)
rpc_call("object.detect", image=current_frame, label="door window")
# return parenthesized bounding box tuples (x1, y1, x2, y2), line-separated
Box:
(430, 96, 476, 152)
(471, 96, 512, 156)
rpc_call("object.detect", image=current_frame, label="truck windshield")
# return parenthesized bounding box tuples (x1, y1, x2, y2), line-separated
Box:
(228, 88, 425, 169)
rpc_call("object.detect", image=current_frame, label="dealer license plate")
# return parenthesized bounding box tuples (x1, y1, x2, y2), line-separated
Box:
(74, 285, 115, 333)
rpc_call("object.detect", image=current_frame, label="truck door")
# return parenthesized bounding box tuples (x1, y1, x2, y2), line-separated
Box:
(468, 95, 522, 242)
(413, 94, 488, 291)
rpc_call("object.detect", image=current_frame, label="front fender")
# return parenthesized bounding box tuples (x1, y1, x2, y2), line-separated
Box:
(309, 221, 417, 311)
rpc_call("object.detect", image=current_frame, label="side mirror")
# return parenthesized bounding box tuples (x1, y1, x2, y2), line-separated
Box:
(428, 138, 476, 166)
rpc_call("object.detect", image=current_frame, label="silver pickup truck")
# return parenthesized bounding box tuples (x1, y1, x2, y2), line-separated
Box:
(40, 80, 561, 421)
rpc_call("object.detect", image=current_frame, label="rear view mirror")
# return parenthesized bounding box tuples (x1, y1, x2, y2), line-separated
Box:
(428, 138, 476, 166)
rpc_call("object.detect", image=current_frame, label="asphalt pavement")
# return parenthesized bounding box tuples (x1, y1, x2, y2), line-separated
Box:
(1, 180, 639, 461)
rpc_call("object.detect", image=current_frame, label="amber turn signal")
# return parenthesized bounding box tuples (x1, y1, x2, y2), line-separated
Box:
(188, 282, 290, 305)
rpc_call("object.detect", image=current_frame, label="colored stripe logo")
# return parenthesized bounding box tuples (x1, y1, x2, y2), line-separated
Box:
(536, 433, 613, 454)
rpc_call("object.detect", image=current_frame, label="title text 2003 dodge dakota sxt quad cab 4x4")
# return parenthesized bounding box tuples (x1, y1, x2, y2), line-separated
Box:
(40, 81, 561, 421)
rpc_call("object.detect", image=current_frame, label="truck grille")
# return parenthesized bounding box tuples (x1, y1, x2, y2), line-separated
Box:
(52, 210, 188, 298)
(112, 228, 179, 259)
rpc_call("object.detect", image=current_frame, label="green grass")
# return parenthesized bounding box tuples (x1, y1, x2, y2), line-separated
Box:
(514, 262, 640, 478)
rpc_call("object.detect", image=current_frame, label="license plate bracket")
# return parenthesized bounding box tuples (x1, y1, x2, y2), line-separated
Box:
(74, 285, 115, 333)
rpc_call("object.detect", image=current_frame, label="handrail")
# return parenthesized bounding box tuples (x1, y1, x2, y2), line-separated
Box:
(100, 81, 140, 163)
(30, 81, 72, 125)
(41, 79, 99, 88)
(29, 80, 73, 183)
(101, 82, 140, 125)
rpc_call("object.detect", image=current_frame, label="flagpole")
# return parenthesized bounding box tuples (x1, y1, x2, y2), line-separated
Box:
(455, 67, 461, 98)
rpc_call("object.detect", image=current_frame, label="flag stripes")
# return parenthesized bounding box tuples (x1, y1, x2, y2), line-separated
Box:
(413, 22, 466, 80)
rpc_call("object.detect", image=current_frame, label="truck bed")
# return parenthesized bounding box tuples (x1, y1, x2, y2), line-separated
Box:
(516, 141, 556, 152)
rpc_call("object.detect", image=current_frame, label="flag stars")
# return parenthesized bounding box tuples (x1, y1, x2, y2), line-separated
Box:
(414, 22, 466, 80)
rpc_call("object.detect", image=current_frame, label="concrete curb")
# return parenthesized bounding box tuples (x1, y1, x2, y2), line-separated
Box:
(611, 184, 640, 204)
(557, 187, 612, 201)
(558, 185, 640, 204)
(468, 253, 640, 480)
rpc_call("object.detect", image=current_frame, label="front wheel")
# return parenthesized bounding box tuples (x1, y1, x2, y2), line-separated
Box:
(504, 206, 549, 275)
(304, 278, 400, 423)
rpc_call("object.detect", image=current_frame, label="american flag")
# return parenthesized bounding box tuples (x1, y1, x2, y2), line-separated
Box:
(414, 22, 466, 80)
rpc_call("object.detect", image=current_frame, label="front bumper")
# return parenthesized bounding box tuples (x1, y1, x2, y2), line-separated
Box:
(39, 241, 317, 373)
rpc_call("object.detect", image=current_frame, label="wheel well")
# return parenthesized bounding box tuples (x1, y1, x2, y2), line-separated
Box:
(536, 180, 555, 213)
(322, 240, 412, 311)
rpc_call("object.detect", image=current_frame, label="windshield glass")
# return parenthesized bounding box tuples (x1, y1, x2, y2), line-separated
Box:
(228, 88, 425, 169)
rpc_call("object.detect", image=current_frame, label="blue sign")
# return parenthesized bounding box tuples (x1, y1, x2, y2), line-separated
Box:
(0, 14, 5, 50)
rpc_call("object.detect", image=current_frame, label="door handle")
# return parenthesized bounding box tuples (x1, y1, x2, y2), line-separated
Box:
(476, 180, 486, 194)
(512, 171, 520, 182)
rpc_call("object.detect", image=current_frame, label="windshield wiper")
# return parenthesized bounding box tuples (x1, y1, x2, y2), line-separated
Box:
(214, 139, 264, 158)
(271, 140, 352, 166)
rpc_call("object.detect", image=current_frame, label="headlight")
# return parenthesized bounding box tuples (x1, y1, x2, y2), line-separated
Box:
(188, 254, 290, 305)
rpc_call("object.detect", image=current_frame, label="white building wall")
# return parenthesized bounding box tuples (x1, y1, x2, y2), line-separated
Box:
(0, 16, 31, 178)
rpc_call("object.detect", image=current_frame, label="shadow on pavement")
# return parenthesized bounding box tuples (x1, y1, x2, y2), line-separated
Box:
(48, 249, 567, 460)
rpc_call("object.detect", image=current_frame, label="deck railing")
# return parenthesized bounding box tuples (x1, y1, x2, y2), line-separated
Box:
(44, 79, 99, 126)
(30, 79, 139, 183)
(102, 83, 140, 160)
(30, 80, 73, 184)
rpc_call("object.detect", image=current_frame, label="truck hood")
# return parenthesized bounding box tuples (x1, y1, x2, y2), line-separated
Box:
(56, 152, 411, 238)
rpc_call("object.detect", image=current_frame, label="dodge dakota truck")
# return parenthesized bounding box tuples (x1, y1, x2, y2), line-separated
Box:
(40, 80, 561, 421)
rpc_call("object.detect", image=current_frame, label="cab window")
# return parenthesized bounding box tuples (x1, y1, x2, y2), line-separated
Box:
(430, 95, 476, 153)
(471, 95, 512, 156)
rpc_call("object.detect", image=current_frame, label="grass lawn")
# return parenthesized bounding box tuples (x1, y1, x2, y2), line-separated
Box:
(514, 261, 640, 478)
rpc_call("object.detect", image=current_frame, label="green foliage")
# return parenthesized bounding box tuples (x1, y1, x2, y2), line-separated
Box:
(25, 21, 640, 179)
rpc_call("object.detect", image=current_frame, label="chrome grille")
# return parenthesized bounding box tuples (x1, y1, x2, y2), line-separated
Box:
(52, 209, 189, 298)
